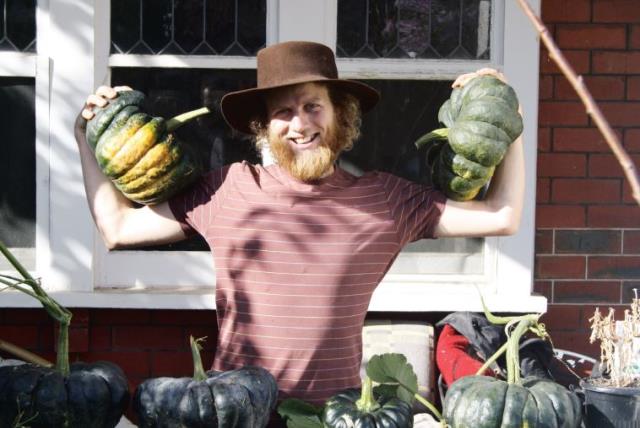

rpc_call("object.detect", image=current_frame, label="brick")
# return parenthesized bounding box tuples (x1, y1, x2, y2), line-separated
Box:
(149, 309, 217, 326)
(539, 102, 589, 126)
(92, 308, 151, 325)
(541, 49, 590, 75)
(622, 281, 640, 301)
(184, 327, 218, 351)
(0, 326, 39, 351)
(89, 326, 112, 351)
(600, 102, 640, 126)
(54, 325, 89, 353)
(588, 256, 640, 279)
(593, 51, 640, 74)
(555, 229, 622, 254)
(151, 351, 195, 377)
(540, 305, 582, 330)
(632, 25, 640, 49)
(535, 255, 586, 279)
(546, 330, 600, 357)
(542, 0, 591, 22)
(538, 153, 586, 177)
(623, 230, 640, 253)
(551, 178, 620, 203)
(553, 127, 617, 152)
(534, 280, 553, 301)
(538, 127, 551, 152)
(539, 74, 554, 100)
(535, 229, 554, 254)
(588, 205, 640, 227)
(113, 326, 184, 350)
(557, 25, 626, 49)
(537, 178, 550, 203)
(624, 129, 640, 152)
(554, 280, 621, 303)
(2, 309, 51, 324)
(593, 0, 640, 23)
(555, 76, 625, 101)
(588, 154, 638, 177)
(627, 76, 640, 100)
(536, 205, 586, 227)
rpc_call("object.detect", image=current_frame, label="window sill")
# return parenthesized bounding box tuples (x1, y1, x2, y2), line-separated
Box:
(1, 285, 547, 313)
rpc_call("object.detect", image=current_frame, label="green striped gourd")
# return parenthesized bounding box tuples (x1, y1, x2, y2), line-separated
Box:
(85, 90, 210, 205)
(415, 75, 523, 201)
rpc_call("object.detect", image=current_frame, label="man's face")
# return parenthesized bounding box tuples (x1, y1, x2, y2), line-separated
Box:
(265, 82, 342, 182)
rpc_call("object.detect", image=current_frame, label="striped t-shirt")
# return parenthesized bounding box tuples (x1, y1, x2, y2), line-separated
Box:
(169, 161, 446, 404)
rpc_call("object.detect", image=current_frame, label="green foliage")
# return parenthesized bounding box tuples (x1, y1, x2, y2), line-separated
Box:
(366, 353, 418, 405)
(277, 398, 324, 428)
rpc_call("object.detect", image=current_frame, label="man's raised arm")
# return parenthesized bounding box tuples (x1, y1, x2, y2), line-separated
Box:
(74, 86, 188, 249)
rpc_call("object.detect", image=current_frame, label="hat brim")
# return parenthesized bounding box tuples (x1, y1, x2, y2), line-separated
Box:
(220, 78, 380, 135)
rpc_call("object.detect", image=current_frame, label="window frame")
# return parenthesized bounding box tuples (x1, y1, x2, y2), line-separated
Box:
(3, 0, 545, 313)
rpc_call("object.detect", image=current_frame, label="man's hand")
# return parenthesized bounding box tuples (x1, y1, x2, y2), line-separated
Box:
(81, 85, 132, 120)
(452, 68, 507, 88)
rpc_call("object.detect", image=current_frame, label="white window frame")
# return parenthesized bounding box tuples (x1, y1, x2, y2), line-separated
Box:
(3, 0, 544, 314)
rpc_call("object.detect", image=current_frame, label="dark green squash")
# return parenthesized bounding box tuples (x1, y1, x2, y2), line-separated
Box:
(415, 75, 523, 201)
(86, 89, 210, 205)
(442, 309, 582, 428)
(133, 336, 279, 428)
(322, 377, 414, 428)
(0, 241, 129, 428)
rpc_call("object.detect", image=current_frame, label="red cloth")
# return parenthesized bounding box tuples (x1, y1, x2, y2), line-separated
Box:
(436, 324, 494, 386)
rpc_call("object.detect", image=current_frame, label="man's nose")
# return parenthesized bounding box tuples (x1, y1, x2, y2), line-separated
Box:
(290, 111, 309, 133)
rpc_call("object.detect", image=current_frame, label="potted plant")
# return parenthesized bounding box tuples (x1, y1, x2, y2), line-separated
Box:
(582, 290, 640, 427)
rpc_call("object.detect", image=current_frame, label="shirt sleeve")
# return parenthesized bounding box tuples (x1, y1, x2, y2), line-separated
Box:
(381, 172, 447, 245)
(168, 165, 231, 237)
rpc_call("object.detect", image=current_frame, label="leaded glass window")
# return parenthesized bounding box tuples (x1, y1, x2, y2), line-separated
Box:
(111, 0, 266, 55)
(0, 0, 36, 52)
(337, 0, 491, 59)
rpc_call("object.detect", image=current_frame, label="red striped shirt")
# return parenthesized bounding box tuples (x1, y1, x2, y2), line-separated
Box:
(169, 161, 446, 403)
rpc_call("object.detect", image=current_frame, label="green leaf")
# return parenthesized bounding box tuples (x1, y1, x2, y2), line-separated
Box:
(366, 353, 418, 404)
(277, 398, 324, 428)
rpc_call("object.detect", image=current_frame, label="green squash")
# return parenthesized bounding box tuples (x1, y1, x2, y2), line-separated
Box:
(85, 89, 209, 205)
(133, 337, 279, 427)
(0, 360, 129, 428)
(442, 308, 582, 428)
(416, 75, 523, 201)
(322, 377, 413, 428)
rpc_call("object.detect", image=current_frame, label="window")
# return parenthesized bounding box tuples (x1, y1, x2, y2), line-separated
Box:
(3, 0, 543, 313)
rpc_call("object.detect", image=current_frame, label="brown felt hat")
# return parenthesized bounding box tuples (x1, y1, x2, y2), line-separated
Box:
(220, 41, 380, 134)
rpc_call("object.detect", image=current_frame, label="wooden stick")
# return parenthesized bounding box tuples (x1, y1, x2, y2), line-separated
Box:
(516, 0, 640, 205)
(0, 338, 53, 367)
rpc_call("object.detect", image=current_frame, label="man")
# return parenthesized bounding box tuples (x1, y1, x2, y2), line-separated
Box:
(76, 41, 524, 406)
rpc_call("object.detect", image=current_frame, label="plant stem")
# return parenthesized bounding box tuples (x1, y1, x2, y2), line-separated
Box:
(356, 377, 380, 413)
(165, 107, 211, 132)
(505, 315, 539, 385)
(515, 0, 640, 205)
(414, 393, 444, 423)
(190, 336, 208, 381)
(476, 342, 508, 376)
(414, 128, 449, 149)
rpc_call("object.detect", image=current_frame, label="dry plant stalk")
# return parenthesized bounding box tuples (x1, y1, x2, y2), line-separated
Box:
(515, 0, 640, 205)
(589, 291, 640, 387)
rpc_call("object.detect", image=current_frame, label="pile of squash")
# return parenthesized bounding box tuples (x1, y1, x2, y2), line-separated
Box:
(416, 75, 523, 201)
(85, 90, 210, 205)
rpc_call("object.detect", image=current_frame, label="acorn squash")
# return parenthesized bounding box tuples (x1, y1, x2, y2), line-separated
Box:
(0, 241, 129, 428)
(133, 336, 279, 427)
(415, 75, 523, 201)
(85, 89, 210, 205)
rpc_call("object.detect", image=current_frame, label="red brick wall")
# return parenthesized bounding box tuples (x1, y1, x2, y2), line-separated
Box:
(536, 0, 640, 357)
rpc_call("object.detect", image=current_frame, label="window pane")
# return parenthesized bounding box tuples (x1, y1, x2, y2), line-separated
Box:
(339, 78, 484, 261)
(337, 0, 491, 59)
(0, 0, 36, 52)
(111, 0, 266, 55)
(0, 77, 35, 270)
(110, 67, 260, 250)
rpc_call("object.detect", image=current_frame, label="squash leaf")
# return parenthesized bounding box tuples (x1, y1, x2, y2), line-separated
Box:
(277, 398, 323, 428)
(366, 353, 418, 404)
